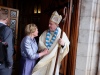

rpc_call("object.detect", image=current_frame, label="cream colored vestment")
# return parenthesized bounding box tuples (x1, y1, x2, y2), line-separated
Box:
(32, 27, 70, 75)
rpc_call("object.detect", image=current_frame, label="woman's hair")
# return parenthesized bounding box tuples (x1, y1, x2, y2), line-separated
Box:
(25, 23, 37, 35)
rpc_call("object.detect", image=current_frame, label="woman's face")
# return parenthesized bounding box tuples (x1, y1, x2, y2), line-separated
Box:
(49, 21, 58, 32)
(33, 28, 38, 37)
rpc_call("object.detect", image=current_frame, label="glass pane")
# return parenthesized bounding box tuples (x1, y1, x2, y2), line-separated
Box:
(10, 10, 17, 18)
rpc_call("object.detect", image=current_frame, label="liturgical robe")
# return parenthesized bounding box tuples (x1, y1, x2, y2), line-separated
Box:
(32, 27, 70, 75)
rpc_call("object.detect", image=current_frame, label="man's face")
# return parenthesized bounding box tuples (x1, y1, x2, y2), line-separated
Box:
(33, 28, 38, 37)
(49, 21, 58, 32)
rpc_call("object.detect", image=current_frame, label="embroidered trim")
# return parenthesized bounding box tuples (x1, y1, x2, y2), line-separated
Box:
(45, 28, 58, 49)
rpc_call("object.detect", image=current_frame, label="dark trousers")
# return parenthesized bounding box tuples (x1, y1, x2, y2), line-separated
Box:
(0, 68, 12, 75)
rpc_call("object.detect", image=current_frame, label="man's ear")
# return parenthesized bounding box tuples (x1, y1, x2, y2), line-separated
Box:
(5, 18, 9, 25)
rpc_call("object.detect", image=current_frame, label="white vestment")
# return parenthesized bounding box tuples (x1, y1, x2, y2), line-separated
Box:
(32, 27, 70, 75)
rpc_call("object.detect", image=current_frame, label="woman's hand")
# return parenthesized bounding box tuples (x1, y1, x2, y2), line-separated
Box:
(43, 48, 49, 55)
(39, 48, 49, 57)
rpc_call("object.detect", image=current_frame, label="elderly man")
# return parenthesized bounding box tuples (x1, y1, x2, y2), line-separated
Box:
(32, 11, 70, 75)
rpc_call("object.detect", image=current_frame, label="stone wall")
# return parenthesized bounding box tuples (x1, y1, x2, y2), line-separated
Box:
(75, 0, 100, 75)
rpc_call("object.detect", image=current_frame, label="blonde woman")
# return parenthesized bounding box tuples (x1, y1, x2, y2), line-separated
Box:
(20, 24, 48, 75)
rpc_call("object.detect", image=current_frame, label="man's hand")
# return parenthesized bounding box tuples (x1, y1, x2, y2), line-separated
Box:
(58, 38, 65, 46)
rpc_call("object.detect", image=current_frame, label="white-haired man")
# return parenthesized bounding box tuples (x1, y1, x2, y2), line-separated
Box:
(32, 11, 70, 75)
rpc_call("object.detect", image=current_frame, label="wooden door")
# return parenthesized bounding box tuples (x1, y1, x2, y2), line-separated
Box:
(0, 6, 19, 60)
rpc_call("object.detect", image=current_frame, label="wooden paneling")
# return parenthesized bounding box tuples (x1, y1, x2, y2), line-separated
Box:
(0, 0, 3, 6)
(7, 0, 13, 7)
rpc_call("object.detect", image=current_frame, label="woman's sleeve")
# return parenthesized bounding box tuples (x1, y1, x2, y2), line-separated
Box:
(24, 39, 39, 60)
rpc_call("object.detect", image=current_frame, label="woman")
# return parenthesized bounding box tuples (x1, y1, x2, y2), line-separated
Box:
(20, 24, 48, 75)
